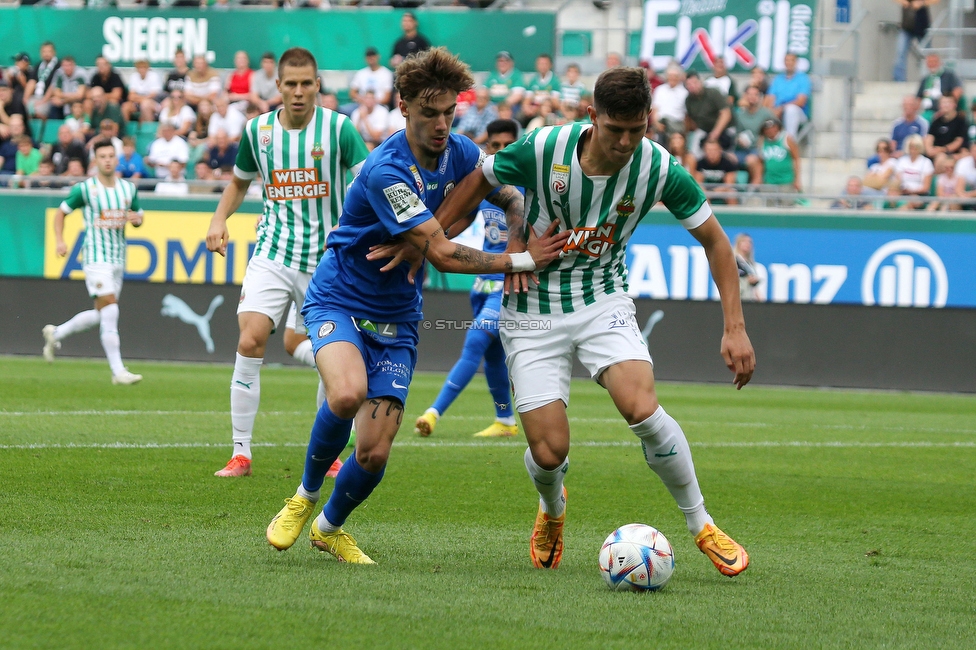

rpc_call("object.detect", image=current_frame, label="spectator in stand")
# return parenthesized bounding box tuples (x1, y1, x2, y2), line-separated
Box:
(863, 139, 897, 194)
(347, 47, 394, 112)
(62, 157, 86, 179)
(484, 51, 525, 106)
(890, 95, 929, 156)
(916, 53, 962, 119)
(892, 133, 934, 209)
(734, 85, 772, 185)
(209, 95, 246, 143)
(27, 159, 62, 190)
(28, 42, 60, 120)
(147, 121, 190, 180)
(0, 115, 30, 174)
(558, 101, 580, 125)
(89, 87, 126, 137)
(185, 55, 222, 108)
(49, 124, 86, 175)
(159, 90, 196, 138)
(666, 131, 696, 172)
(250, 52, 281, 113)
(765, 53, 810, 140)
(0, 80, 32, 141)
(350, 90, 389, 150)
(226, 51, 253, 110)
(390, 12, 431, 68)
(191, 161, 220, 194)
(87, 119, 124, 164)
(116, 136, 147, 179)
(928, 153, 960, 211)
(165, 50, 190, 95)
(925, 95, 969, 160)
(968, 99, 976, 144)
(89, 56, 127, 106)
(64, 101, 91, 139)
(705, 57, 738, 107)
(386, 90, 406, 139)
(123, 60, 164, 124)
(526, 54, 561, 102)
(560, 63, 588, 107)
(733, 233, 763, 302)
(605, 52, 623, 69)
(684, 71, 732, 153)
(893, 0, 936, 82)
(954, 141, 976, 208)
(454, 87, 497, 145)
(759, 117, 801, 201)
(694, 138, 739, 204)
(46, 56, 87, 118)
(155, 160, 189, 195)
(748, 66, 769, 96)
(244, 102, 261, 122)
(651, 63, 687, 140)
(516, 96, 540, 130)
(6, 53, 35, 105)
(12, 134, 42, 187)
(319, 90, 339, 111)
(188, 99, 213, 150)
(207, 129, 237, 175)
(831, 176, 871, 209)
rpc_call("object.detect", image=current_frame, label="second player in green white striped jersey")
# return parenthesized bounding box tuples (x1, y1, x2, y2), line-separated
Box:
(234, 105, 369, 273)
(482, 122, 709, 315)
(59, 176, 142, 267)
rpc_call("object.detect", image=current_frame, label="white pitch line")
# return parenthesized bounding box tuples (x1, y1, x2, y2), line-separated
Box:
(1, 440, 974, 451)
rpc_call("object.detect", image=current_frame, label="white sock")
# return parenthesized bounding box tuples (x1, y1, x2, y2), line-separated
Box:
(497, 416, 516, 426)
(230, 353, 263, 459)
(316, 376, 326, 410)
(292, 338, 315, 367)
(315, 512, 340, 534)
(524, 447, 568, 517)
(56, 309, 100, 340)
(297, 484, 320, 503)
(631, 406, 713, 535)
(425, 407, 440, 418)
(98, 304, 126, 376)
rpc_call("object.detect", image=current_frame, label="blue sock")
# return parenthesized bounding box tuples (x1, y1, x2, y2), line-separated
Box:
(322, 453, 385, 527)
(301, 402, 353, 493)
(431, 327, 495, 416)
(483, 337, 513, 419)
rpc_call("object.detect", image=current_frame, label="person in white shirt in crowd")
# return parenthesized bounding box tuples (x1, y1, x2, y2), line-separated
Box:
(208, 95, 247, 143)
(953, 141, 976, 208)
(385, 90, 406, 139)
(146, 120, 190, 180)
(651, 63, 688, 140)
(350, 90, 389, 150)
(250, 52, 282, 113)
(891, 134, 934, 210)
(158, 89, 196, 138)
(705, 56, 738, 107)
(184, 55, 222, 108)
(123, 60, 164, 124)
(154, 160, 189, 196)
(343, 47, 393, 115)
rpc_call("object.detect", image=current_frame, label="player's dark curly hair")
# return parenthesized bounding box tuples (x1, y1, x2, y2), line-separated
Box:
(593, 67, 652, 120)
(395, 47, 474, 104)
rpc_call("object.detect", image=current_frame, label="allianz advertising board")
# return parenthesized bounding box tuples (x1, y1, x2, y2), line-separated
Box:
(625, 217, 975, 308)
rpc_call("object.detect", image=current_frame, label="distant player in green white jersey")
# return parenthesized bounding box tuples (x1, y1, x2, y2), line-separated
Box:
(42, 138, 144, 385)
(436, 67, 757, 576)
(206, 47, 369, 478)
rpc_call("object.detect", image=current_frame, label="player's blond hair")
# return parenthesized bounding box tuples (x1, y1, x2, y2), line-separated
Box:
(395, 47, 474, 104)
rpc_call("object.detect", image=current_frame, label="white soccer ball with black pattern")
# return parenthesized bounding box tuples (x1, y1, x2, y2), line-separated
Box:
(599, 524, 674, 591)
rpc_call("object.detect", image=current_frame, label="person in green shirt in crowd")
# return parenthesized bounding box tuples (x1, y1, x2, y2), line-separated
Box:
(15, 135, 41, 175)
(526, 53, 561, 101)
(759, 117, 801, 204)
(484, 51, 525, 105)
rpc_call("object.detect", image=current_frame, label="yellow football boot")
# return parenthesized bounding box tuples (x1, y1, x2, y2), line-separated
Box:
(310, 520, 376, 564)
(414, 411, 438, 437)
(266, 494, 315, 551)
(473, 421, 519, 438)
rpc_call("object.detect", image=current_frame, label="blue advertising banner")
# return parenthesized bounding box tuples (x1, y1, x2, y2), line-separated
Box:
(625, 212, 976, 308)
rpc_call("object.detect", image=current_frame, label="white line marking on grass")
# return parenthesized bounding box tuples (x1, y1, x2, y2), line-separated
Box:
(1, 441, 974, 451)
(0, 410, 307, 417)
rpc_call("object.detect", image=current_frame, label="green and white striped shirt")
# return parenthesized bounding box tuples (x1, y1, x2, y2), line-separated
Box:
(60, 176, 141, 267)
(234, 106, 369, 274)
(482, 123, 711, 314)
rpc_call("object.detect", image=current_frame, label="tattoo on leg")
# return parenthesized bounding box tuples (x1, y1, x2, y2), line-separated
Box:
(368, 398, 405, 425)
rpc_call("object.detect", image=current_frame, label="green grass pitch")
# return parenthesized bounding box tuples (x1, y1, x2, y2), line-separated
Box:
(1, 355, 975, 649)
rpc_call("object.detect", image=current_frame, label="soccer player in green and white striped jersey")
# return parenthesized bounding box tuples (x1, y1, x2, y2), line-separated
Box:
(435, 67, 757, 577)
(206, 47, 369, 478)
(42, 138, 144, 385)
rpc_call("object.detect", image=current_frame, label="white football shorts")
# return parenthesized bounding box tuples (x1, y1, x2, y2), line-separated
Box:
(285, 301, 307, 335)
(237, 255, 312, 331)
(84, 262, 124, 299)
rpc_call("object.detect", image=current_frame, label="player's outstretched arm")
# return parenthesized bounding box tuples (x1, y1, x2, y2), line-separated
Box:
(53, 209, 68, 257)
(689, 215, 756, 389)
(392, 217, 567, 275)
(206, 176, 251, 257)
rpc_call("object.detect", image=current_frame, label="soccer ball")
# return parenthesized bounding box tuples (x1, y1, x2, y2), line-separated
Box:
(599, 524, 675, 592)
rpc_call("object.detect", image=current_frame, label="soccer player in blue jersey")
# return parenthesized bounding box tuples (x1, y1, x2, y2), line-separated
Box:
(264, 49, 568, 563)
(414, 119, 521, 439)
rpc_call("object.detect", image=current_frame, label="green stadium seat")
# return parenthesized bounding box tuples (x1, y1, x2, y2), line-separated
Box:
(32, 119, 65, 145)
(135, 121, 159, 156)
(629, 31, 642, 58)
(561, 31, 592, 57)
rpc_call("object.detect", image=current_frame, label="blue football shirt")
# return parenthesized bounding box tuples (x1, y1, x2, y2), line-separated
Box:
(305, 131, 485, 323)
(476, 191, 519, 284)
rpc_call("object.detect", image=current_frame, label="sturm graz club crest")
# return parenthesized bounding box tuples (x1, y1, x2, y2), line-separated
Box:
(317, 321, 336, 338)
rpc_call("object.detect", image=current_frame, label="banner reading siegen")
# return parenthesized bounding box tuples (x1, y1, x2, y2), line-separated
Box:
(640, 0, 816, 72)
